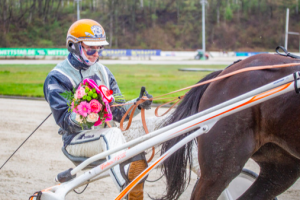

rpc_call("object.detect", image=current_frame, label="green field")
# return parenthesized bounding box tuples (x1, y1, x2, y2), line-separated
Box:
(0, 64, 226, 103)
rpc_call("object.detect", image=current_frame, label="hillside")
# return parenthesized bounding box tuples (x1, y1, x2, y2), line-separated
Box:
(0, 0, 299, 52)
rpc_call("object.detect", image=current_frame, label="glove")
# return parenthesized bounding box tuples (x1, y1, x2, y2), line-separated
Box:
(137, 86, 153, 110)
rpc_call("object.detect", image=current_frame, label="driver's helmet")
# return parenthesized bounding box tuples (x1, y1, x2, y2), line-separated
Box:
(66, 19, 109, 66)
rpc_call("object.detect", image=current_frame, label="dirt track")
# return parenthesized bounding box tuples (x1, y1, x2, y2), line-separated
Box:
(0, 98, 299, 200)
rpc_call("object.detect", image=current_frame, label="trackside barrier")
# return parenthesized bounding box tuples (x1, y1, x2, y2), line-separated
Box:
(0, 48, 69, 57)
(0, 48, 161, 57)
(0, 48, 284, 59)
(100, 49, 161, 57)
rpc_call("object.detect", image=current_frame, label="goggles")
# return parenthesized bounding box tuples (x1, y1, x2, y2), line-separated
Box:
(82, 45, 104, 56)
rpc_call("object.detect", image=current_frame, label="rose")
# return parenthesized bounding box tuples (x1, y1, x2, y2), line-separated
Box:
(75, 114, 83, 123)
(75, 86, 86, 99)
(87, 113, 99, 123)
(90, 99, 102, 113)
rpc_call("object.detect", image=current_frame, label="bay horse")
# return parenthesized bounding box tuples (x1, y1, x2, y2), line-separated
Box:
(160, 53, 300, 200)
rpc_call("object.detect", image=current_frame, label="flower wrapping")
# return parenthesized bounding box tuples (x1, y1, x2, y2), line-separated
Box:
(61, 78, 114, 128)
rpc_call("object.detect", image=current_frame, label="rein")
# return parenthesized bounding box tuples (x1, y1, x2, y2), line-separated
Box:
(113, 62, 300, 162)
(118, 62, 300, 132)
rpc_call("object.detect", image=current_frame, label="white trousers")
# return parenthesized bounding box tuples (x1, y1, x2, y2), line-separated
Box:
(66, 127, 128, 190)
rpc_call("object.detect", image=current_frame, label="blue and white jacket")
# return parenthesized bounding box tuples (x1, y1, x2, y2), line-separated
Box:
(44, 53, 139, 146)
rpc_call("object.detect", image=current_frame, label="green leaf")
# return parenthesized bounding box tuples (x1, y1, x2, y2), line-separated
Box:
(85, 122, 95, 129)
(60, 90, 74, 102)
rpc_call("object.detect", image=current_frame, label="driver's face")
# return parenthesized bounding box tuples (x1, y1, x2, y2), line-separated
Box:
(81, 42, 102, 63)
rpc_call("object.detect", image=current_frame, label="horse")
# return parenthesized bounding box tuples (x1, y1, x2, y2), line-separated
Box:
(160, 53, 300, 200)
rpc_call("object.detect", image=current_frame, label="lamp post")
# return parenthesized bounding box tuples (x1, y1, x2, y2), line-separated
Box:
(76, 0, 81, 21)
(200, 0, 206, 56)
(285, 8, 289, 50)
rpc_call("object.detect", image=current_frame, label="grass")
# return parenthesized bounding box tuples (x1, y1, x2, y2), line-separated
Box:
(0, 64, 226, 103)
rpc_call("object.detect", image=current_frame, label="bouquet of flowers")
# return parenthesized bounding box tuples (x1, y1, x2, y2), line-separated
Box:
(61, 79, 114, 128)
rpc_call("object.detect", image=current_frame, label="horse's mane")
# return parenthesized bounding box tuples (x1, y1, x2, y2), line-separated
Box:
(159, 70, 223, 200)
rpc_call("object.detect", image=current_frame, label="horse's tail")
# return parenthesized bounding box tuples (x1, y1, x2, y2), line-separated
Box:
(159, 70, 222, 200)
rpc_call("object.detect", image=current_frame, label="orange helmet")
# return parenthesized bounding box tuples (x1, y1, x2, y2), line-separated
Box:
(66, 19, 108, 68)
(66, 19, 109, 47)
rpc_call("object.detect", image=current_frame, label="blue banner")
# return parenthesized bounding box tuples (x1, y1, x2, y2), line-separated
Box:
(100, 49, 128, 57)
(130, 49, 161, 56)
(235, 52, 268, 57)
(100, 49, 161, 57)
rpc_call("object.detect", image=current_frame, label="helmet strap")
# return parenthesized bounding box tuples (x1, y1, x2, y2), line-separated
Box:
(67, 43, 90, 70)
(68, 42, 81, 56)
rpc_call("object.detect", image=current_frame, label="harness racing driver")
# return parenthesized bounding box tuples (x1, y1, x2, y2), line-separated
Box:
(43, 19, 153, 200)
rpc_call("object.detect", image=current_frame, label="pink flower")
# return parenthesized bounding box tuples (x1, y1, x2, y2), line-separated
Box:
(75, 86, 86, 99)
(90, 99, 102, 113)
(77, 101, 91, 117)
(87, 113, 99, 123)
